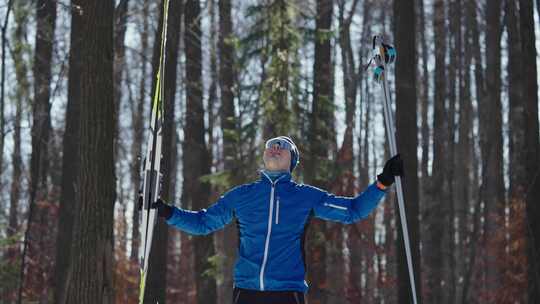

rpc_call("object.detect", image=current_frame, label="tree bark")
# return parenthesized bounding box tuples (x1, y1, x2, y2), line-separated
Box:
(166, 135, 181, 303)
(53, 1, 82, 303)
(18, 0, 56, 301)
(10, 3, 37, 303)
(505, 2, 528, 302)
(527, 173, 540, 302)
(0, 0, 13, 183)
(508, 0, 525, 202)
(455, 0, 473, 300)
(481, 0, 504, 298)
(208, 0, 218, 172)
(6, 75, 22, 301)
(7, 5, 29, 299)
(519, 0, 540, 301)
(64, 1, 115, 302)
(350, 1, 373, 301)
(218, 0, 239, 301)
(262, 0, 295, 138)
(461, 2, 486, 301)
(418, 0, 429, 188)
(426, 0, 446, 301)
(445, 0, 463, 301)
(131, 0, 150, 262)
(184, 0, 216, 302)
(113, 0, 129, 163)
(327, 2, 359, 303)
(393, 0, 421, 302)
(306, 1, 333, 303)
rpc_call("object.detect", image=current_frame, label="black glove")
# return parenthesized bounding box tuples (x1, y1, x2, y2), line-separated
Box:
(377, 154, 404, 186)
(151, 198, 174, 220)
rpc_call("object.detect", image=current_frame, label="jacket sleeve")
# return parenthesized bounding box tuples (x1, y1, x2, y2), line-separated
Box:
(166, 187, 237, 235)
(312, 182, 386, 224)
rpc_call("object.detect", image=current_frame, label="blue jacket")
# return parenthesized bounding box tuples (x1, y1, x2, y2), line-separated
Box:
(166, 171, 386, 292)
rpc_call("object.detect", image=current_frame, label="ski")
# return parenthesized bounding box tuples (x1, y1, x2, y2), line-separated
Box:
(138, 0, 169, 303)
(370, 35, 418, 304)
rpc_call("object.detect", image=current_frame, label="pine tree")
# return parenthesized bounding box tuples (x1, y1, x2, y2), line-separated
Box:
(257, 0, 301, 138)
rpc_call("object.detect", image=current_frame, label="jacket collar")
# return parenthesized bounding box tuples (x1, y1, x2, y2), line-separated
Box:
(259, 170, 292, 185)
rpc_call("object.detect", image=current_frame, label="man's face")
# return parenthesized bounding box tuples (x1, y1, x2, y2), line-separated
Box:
(263, 142, 292, 171)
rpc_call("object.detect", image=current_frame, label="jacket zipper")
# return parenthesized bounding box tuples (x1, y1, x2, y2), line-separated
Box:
(275, 198, 280, 225)
(259, 172, 285, 291)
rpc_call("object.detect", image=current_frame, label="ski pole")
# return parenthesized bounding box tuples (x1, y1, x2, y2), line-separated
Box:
(371, 35, 418, 304)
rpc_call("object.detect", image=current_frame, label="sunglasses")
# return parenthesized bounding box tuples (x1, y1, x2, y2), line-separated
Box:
(265, 138, 293, 151)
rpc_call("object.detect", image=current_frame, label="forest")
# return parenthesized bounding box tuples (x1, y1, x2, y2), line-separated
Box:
(0, 0, 539, 303)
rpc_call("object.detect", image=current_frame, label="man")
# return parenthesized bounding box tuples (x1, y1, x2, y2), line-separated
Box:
(154, 136, 403, 304)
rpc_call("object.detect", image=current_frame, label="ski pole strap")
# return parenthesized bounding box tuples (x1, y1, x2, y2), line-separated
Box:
(373, 65, 385, 82)
(370, 35, 396, 82)
(372, 35, 396, 65)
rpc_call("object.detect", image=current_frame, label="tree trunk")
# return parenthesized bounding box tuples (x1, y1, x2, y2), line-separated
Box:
(527, 173, 540, 302)
(327, 1, 359, 303)
(306, 1, 333, 303)
(519, 0, 540, 301)
(144, 0, 182, 302)
(17, 0, 56, 301)
(184, 0, 216, 302)
(0, 0, 14, 185)
(207, 0, 217, 175)
(445, 0, 463, 301)
(508, 0, 525, 203)
(425, 0, 446, 302)
(6, 79, 22, 302)
(113, 0, 129, 163)
(262, 0, 295, 138)
(53, 2, 82, 303)
(504, 1, 529, 302)
(393, 0, 421, 302)
(130, 0, 150, 262)
(360, 85, 374, 304)
(166, 134, 181, 303)
(64, 1, 115, 302)
(455, 0, 473, 300)
(6, 5, 29, 298)
(349, 1, 373, 301)
(111, 1, 129, 299)
(10, 2, 35, 303)
(383, 190, 397, 303)
(218, 0, 239, 301)
(417, 2, 432, 299)
(461, 2, 485, 301)
(418, 0, 429, 187)
(481, 0, 504, 299)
